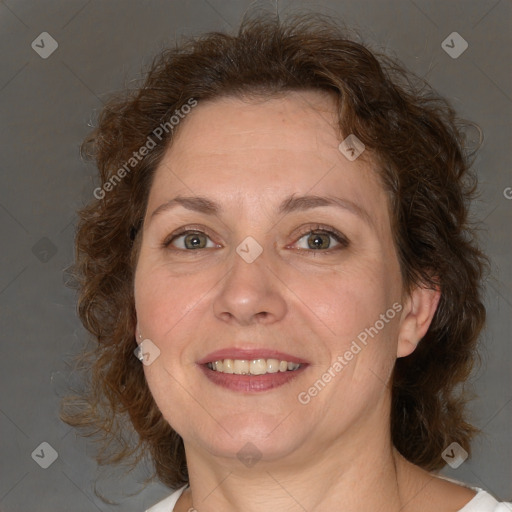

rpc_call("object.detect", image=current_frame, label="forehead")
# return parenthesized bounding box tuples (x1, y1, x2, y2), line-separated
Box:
(147, 91, 389, 228)
(174, 91, 338, 151)
(167, 91, 353, 166)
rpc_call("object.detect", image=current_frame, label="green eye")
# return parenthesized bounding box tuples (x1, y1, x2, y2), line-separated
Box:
(295, 229, 348, 251)
(166, 230, 217, 250)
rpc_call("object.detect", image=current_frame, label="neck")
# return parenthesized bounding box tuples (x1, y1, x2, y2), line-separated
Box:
(181, 418, 415, 511)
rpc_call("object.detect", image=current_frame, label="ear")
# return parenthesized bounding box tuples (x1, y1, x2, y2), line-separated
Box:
(397, 282, 441, 358)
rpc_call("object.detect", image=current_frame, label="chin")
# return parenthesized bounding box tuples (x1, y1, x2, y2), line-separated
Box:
(190, 413, 305, 462)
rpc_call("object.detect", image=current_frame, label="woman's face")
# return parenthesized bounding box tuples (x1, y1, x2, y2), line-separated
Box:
(134, 91, 408, 466)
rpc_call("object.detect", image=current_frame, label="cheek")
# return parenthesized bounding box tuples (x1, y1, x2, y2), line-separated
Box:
(300, 259, 401, 378)
(290, 256, 396, 337)
(134, 259, 210, 337)
(135, 265, 207, 425)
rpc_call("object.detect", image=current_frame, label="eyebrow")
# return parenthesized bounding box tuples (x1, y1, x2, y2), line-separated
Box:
(149, 193, 373, 227)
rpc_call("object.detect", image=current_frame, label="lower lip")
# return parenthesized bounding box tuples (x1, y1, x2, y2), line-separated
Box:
(198, 364, 307, 392)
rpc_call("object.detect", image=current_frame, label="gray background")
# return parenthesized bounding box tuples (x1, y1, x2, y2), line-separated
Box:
(0, 0, 510, 510)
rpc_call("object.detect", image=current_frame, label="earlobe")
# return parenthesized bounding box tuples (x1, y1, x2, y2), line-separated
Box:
(396, 283, 441, 358)
(135, 323, 143, 344)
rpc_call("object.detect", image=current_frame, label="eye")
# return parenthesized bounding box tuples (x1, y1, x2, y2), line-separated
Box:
(164, 229, 219, 250)
(162, 225, 348, 252)
(293, 226, 348, 252)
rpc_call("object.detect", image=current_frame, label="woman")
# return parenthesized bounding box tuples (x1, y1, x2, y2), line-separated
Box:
(62, 13, 511, 512)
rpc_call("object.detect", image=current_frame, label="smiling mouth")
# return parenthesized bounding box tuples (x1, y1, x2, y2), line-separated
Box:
(206, 358, 302, 375)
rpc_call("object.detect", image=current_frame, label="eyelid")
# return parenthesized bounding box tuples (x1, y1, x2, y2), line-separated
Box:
(162, 224, 220, 248)
(161, 223, 349, 251)
(289, 224, 349, 251)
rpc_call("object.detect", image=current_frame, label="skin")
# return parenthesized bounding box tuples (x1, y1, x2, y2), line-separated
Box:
(133, 91, 476, 511)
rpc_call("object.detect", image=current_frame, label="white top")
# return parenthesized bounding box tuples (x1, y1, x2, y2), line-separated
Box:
(146, 484, 512, 511)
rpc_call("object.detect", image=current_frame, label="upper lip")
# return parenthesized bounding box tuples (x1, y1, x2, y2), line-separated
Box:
(197, 348, 308, 365)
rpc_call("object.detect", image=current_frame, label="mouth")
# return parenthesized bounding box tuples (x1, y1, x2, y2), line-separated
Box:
(206, 358, 302, 375)
(197, 349, 309, 392)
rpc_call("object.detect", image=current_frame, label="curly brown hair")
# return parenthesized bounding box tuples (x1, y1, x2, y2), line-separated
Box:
(62, 12, 488, 489)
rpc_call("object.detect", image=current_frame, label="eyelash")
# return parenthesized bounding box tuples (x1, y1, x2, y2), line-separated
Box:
(162, 224, 349, 254)
(293, 225, 349, 252)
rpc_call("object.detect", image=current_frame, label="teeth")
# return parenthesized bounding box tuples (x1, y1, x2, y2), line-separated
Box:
(207, 358, 301, 375)
(234, 359, 249, 374)
(266, 359, 280, 373)
(250, 359, 267, 375)
(223, 359, 234, 373)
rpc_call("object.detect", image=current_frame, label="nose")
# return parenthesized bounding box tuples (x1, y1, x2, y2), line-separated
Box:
(212, 247, 287, 326)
